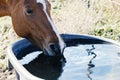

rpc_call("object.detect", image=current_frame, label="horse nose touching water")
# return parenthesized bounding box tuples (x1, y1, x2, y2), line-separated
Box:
(0, 0, 66, 57)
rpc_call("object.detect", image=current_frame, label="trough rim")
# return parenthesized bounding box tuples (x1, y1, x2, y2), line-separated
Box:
(7, 45, 43, 80)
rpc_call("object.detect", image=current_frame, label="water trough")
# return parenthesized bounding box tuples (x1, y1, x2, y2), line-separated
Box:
(7, 34, 120, 80)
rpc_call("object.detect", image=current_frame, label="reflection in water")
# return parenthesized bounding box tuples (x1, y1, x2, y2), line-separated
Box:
(86, 45, 97, 64)
(118, 52, 120, 57)
(86, 45, 97, 80)
(21, 44, 120, 80)
(87, 65, 94, 80)
(24, 53, 66, 80)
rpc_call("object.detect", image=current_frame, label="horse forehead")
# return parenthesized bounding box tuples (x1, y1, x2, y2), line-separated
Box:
(37, 0, 46, 4)
(36, 0, 46, 9)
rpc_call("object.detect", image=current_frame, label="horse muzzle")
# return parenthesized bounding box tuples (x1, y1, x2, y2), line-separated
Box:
(43, 42, 65, 57)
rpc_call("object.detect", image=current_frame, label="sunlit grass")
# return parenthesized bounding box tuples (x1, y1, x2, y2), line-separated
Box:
(50, 0, 120, 41)
(0, 17, 18, 69)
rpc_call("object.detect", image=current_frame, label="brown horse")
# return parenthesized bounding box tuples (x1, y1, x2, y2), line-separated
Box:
(0, 0, 66, 57)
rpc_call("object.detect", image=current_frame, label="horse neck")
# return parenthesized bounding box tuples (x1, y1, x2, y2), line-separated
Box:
(0, 1, 9, 17)
(0, 0, 18, 17)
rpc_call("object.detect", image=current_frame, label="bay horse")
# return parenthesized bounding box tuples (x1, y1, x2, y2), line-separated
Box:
(0, 0, 66, 57)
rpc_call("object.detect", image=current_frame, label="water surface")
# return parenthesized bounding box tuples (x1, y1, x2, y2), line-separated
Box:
(19, 44, 120, 80)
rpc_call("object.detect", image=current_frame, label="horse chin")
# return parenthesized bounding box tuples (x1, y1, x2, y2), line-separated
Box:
(43, 48, 66, 63)
(43, 48, 55, 56)
(43, 48, 63, 57)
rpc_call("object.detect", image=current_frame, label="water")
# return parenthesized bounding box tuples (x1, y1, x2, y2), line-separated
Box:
(19, 44, 120, 80)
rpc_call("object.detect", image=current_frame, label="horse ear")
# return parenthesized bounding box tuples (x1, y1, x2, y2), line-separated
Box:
(0, 0, 10, 17)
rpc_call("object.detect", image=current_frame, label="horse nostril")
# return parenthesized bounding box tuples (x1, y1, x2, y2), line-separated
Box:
(49, 43, 61, 54)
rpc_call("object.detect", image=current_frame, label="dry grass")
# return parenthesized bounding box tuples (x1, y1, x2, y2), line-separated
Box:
(51, 0, 120, 41)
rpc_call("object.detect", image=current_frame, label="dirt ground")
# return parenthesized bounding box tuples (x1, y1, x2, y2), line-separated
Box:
(0, 68, 16, 80)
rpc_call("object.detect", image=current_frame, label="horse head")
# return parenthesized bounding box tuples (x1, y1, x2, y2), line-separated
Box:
(0, 0, 66, 57)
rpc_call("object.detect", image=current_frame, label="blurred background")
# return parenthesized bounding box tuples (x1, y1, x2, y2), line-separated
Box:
(0, 0, 120, 79)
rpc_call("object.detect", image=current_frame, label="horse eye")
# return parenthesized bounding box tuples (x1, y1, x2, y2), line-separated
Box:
(25, 8, 33, 15)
